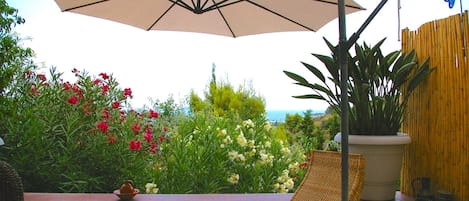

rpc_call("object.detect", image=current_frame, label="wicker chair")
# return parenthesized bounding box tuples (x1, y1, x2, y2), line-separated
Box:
(290, 150, 365, 201)
(0, 160, 24, 201)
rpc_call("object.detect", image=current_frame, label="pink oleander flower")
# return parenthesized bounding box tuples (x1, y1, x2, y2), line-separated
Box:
(145, 127, 152, 134)
(101, 85, 109, 96)
(119, 111, 126, 122)
(93, 79, 101, 85)
(144, 132, 152, 143)
(132, 122, 141, 134)
(149, 109, 159, 119)
(102, 109, 110, 119)
(123, 88, 132, 98)
(99, 72, 109, 80)
(67, 96, 78, 105)
(63, 82, 72, 90)
(112, 101, 120, 109)
(129, 140, 141, 151)
(71, 83, 80, 93)
(37, 73, 47, 81)
(159, 135, 164, 143)
(96, 121, 109, 133)
(299, 162, 308, 169)
(150, 141, 158, 154)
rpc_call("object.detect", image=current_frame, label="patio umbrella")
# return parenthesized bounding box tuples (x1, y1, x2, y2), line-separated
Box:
(54, 0, 363, 37)
(52, 1, 389, 200)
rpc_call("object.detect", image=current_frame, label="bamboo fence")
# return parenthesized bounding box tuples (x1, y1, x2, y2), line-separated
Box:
(401, 11, 469, 201)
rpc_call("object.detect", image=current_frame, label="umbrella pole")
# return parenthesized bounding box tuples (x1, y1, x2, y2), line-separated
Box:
(338, 1, 389, 201)
(337, 1, 349, 201)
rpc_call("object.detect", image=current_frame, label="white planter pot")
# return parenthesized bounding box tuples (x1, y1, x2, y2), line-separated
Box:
(334, 133, 411, 201)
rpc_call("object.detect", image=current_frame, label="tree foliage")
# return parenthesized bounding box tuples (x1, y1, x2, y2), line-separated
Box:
(0, 0, 36, 139)
(284, 113, 303, 134)
(300, 110, 315, 136)
(190, 64, 266, 120)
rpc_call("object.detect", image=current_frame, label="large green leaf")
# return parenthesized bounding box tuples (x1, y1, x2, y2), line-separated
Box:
(300, 61, 326, 83)
(312, 54, 339, 82)
(283, 71, 309, 84)
(406, 58, 434, 95)
(292, 94, 325, 100)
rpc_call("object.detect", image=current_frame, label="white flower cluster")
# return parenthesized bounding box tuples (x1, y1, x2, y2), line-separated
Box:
(228, 151, 246, 162)
(145, 183, 159, 194)
(242, 119, 255, 129)
(273, 169, 294, 193)
(259, 150, 274, 166)
(236, 132, 247, 147)
(220, 135, 233, 148)
(288, 162, 300, 173)
(246, 139, 257, 157)
(217, 128, 227, 137)
(227, 173, 240, 184)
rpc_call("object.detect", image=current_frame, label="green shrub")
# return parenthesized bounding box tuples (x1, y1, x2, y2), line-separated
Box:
(151, 113, 307, 193)
(190, 64, 266, 120)
(284, 113, 303, 134)
(0, 68, 165, 192)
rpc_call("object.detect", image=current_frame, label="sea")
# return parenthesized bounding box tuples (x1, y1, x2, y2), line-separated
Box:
(266, 110, 325, 123)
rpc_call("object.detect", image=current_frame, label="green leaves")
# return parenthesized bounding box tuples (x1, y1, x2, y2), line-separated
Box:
(284, 70, 309, 84)
(191, 65, 266, 121)
(284, 38, 434, 135)
(156, 114, 306, 193)
(0, 67, 164, 192)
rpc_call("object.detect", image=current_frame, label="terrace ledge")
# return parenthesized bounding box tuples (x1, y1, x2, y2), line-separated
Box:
(24, 192, 414, 201)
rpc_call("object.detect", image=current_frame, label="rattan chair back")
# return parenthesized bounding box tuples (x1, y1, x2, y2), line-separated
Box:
(290, 150, 365, 201)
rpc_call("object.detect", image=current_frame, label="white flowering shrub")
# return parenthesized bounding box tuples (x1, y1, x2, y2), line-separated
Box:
(148, 113, 307, 193)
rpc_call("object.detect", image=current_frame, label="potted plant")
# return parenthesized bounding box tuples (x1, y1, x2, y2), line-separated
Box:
(284, 38, 433, 200)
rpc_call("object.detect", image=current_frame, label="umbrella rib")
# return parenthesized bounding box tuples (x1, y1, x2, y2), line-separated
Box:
(168, 0, 196, 12)
(212, 0, 237, 37)
(147, 1, 179, 31)
(200, 0, 210, 10)
(204, 0, 242, 11)
(245, 0, 316, 32)
(62, 0, 109, 12)
(188, 0, 197, 11)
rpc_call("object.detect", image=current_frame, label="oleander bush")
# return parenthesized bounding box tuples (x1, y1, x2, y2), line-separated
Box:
(1, 67, 165, 192)
(149, 113, 307, 193)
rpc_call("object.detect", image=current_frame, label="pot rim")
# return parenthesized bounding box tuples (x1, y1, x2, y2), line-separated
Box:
(334, 132, 411, 145)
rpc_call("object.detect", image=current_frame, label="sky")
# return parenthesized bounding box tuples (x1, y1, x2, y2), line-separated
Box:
(5, 0, 468, 111)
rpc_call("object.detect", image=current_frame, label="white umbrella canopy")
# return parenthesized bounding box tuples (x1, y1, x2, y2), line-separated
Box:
(54, 0, 363, 37)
